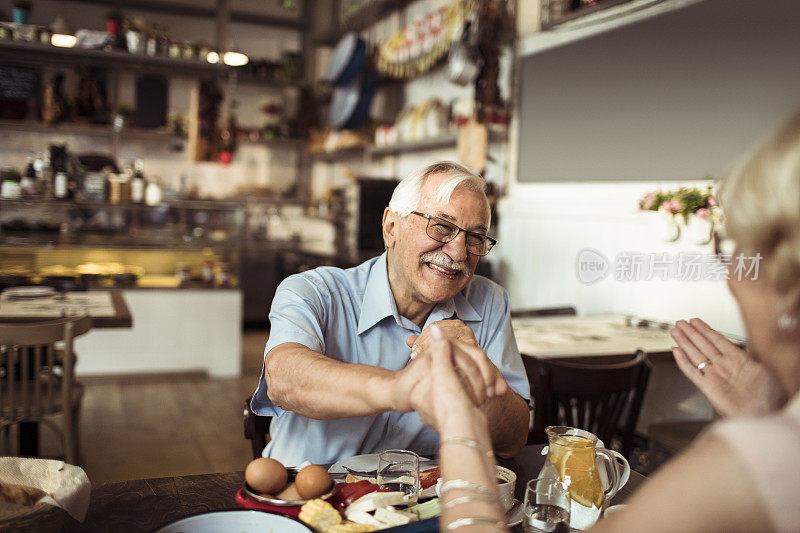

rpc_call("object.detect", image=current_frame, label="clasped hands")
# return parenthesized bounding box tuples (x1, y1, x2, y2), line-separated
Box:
(391, 319, 507, 417)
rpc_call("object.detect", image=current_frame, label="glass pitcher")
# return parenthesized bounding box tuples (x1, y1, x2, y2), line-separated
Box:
(538, 426, 630, 530)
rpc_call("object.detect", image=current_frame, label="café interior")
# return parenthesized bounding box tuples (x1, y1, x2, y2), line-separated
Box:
(0, 0, 798, 531)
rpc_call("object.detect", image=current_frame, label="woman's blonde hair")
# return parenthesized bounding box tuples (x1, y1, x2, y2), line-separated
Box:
(722, 112, 800, 291)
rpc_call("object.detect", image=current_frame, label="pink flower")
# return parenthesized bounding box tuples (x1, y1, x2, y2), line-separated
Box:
(640, 193, 656, 210)
(696, 208, 710, 219)
(660, 199, 683, 214)
(708, 196, 718, 207)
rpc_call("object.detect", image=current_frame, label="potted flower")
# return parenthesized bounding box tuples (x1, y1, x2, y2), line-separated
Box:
(12, 0, 31, 25)
(638, 182, 720, 243)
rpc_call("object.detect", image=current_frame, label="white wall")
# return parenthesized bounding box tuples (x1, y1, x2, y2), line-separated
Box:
(496, 181, 744, 336)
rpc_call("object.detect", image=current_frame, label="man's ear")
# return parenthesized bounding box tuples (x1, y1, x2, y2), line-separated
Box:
(382, 207, 398, 249)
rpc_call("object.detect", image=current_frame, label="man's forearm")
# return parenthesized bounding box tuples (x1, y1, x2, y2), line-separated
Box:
(265, 342, 396, 420)
(484, 388, 529, 457)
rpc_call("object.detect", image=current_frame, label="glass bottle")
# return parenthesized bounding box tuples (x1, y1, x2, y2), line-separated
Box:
(131, 158, 145, 204)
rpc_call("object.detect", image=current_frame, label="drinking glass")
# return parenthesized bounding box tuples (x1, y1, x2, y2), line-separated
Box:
(523, 477, 571, 533)
(377, 449, 419, 504)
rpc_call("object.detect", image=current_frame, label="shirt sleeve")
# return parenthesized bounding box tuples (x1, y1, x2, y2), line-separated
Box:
(481, 287, 531, 402)
(251, 273, 330, 417)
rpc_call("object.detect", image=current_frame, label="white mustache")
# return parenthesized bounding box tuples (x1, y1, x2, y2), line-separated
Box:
(420, 251, 469, 275)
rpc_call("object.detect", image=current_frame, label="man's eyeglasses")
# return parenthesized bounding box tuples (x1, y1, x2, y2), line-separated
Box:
(410, 211, 497, 256)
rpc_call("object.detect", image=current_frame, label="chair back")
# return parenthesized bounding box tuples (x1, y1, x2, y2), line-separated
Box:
(511, 306, 576, 318)
(0, 315, 92, 463)
(527, 350, 651, 458)
(243, 396, 272, 459)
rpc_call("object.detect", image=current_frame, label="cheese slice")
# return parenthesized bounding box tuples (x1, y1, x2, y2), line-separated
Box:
(374, 506, 416, 526)
(346, 491, 407, 515)
(345, 510, 383, 526)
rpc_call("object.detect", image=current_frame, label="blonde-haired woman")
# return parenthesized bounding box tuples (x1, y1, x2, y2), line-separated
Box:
(592, 113, 800, 532)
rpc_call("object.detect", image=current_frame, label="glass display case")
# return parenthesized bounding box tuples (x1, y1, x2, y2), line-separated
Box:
(0, 198, 244, 289)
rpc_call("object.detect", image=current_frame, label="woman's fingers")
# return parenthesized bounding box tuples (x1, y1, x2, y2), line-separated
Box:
(671, 326, 708, 368)
(689, 318, 744, 358)
(451, 339, 507, 397)
(672, 347, 705, 387)
(675, 320, 722, 361)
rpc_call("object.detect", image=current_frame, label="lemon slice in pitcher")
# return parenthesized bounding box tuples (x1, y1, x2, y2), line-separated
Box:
(557, 448, 604, 509)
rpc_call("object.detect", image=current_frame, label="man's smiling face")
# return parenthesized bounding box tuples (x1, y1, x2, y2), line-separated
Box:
(386, 172, 490, 308)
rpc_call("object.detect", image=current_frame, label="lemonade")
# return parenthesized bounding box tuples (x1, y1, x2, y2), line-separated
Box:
(538, 430, 606, 530)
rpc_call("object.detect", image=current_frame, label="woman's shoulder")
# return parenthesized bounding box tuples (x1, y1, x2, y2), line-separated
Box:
(705, 395, 800, 532)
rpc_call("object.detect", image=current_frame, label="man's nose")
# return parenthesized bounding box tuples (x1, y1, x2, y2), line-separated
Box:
(442, 231, 469, 262)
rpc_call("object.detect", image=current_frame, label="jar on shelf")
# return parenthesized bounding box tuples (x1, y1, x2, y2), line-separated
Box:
(175, 262, 191, 287)
(216, 262, 231, 288)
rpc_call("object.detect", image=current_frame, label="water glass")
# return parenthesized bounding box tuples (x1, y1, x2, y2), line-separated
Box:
(523, 477, 571, 533)
(377, 449, 419, 504)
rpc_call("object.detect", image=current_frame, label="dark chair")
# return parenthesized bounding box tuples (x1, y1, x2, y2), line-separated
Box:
(511, 306, 577, 318)
(243, 396, 272, 459)
(526, 351, 651, 459)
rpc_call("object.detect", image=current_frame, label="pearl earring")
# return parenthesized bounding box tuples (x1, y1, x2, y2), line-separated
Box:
(778, 313, 798, 331)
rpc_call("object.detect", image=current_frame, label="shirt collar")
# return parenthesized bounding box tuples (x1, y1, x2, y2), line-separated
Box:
(357, 252, 483, 335)
(357, 253, 397, 335)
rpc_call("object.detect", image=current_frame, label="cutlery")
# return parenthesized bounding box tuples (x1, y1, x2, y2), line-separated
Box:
(343, 461, 437, 477)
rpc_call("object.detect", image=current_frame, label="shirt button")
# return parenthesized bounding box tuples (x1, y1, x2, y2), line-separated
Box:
(392, 424, 400, 432)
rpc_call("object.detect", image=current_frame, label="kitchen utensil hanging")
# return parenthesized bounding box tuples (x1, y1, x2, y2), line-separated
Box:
(447, 19, 481, 86)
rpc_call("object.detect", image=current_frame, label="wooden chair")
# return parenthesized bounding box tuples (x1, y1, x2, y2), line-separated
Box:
(0, 315, 92, 465)
(511, 306, 577, 318)
(526, 350, 651, 459)
(243, 396, 272, 459)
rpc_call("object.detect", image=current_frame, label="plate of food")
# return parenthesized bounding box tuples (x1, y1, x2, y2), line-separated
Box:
(2, 286, 55, 299)
(154, 510, 312, 533)
(244, 459, 335, 506)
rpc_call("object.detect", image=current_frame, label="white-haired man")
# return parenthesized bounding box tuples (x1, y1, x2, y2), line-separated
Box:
(250, 161, 530, 465)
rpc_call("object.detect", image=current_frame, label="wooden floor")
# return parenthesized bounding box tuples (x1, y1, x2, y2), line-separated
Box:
(35, 328, 269, 484)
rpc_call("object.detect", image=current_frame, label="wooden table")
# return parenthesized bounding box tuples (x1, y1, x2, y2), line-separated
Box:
(61, 445, 647, 532)
(512, 314, 677, 360)
(512, 314, 744, 362)
(0, 289, 132, 328)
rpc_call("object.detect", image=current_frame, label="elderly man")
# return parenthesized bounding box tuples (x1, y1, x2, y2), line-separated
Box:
(250, 161, 530, 465)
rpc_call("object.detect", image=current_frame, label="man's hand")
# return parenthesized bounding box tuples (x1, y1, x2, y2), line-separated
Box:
(671, 318, 786, 417)
(390, 354, 432, 413)
(407, 319, 478, 355)
(408, 326, 483, 431)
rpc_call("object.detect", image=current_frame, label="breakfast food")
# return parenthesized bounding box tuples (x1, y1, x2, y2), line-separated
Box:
(0, 481, 46, 506)
(419, 467, 440, 489)
(244, 457, 287, 495)
(299, 499, 342, 531)
(296, 464, 333, 499)
(276, 482, 302, 501)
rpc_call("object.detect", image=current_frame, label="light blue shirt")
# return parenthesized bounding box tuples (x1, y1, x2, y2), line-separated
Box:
(250, 252, 530, 466)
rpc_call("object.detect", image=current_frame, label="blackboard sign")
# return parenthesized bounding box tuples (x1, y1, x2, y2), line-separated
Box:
(0, 65, 40, 100)
(135, 75, 168, 128)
